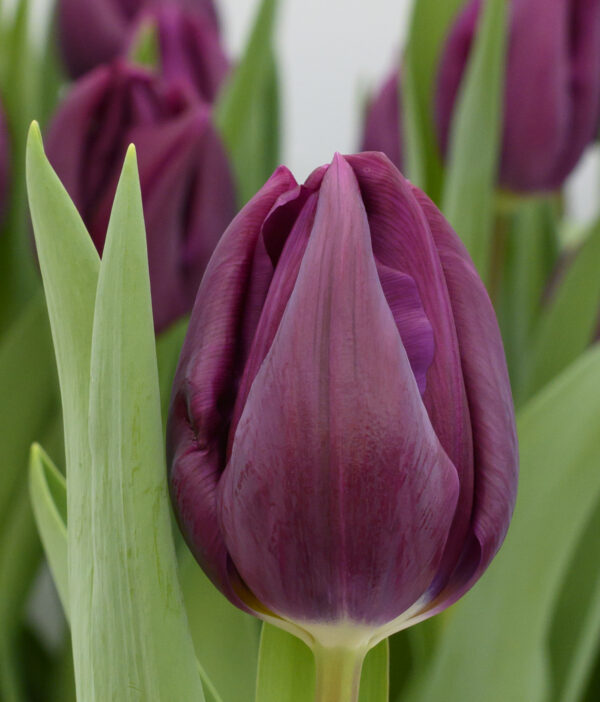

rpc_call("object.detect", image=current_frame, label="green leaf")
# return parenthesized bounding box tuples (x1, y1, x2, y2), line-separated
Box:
(523, 219, 600, 400)
(548, 492, 600, 702)
(28, 443, 68, 618)
(494, 197, 560, 402)
(156, 317, 189, 430)
(402, 0, 464, 196)
(405, 344, 600, 702)
(441, 0, 507, 283)
(27, 120, 101, 699)
(256, 625, 314, 702)
(215, 0, 280, 205)
(255, 625, 388, 702)
(0, 293, 57, 538)
(358, 641, 389, 702)
(179, 548, 260, 702)
(0, 0, 45, 333)
(85, 145, 203, 700)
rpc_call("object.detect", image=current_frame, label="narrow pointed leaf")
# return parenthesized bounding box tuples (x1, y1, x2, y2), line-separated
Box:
(402, 0, 463, 195)
(441, 0, 507, 282)
(86, 145, 203, 701)
(26, 122, 100, 694)
(215, 0, 280, 205)
(406, 344, 600, 702)
(29, 443, 68, 618)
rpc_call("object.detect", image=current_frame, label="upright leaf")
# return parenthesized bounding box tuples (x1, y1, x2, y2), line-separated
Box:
(406, 345, 600, 702)
(0, 293, 56, 535)
(402, 0, 463, 196)
(29, 443, 68, 618)
(215, 0, 280, 205)
(26, 122, 100, 698)
(523, 219, 600, 399)
(441, 0, 507, 282)
(85, 145, 203, 701)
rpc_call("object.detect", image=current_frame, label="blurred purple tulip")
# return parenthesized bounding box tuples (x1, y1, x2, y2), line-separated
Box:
(361, 70, 403, 171)
(167, 151, 518, 641)
(437, 0, 600, 193)
(58, 0, 220, 78)
(46, 61, 236, 332)
(129, 4, 229, 102)
(0, 103, 9, 224)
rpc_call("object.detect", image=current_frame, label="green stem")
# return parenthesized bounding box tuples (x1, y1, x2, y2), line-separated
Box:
(313, 645, 366, 702)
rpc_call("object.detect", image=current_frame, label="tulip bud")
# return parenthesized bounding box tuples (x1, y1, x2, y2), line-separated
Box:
(58, 0, 220, 78)
(46, 61, 236, 332)
(167, 152, 518, 657)
(0, 102, 9, 225)
(437, 0, 600, 193)
(129, 4, 229, 102)
(361, 70, 403, 171)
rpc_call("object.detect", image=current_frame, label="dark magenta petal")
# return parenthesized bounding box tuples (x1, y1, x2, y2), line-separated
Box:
(132, 4, 230, 103)
(58, 0, 220, 78)
(361, 70, 403, 171)
(346, 152, 474, 590)
(167, 166, 297, 610)
(412, 186, 518, 609)
(437, 0, 600, 192)
(228, 193, 319, 452)
(0, 102, 9, 226)
(219, 156, 459, 625)
(376, 262, 434, 395)
(46, 61, 235, 332)
(435, 0, 480, 160)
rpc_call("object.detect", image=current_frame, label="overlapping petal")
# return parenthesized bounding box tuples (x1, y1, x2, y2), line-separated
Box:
(219, 156, 459, 624)
(168, 167, 297, 609)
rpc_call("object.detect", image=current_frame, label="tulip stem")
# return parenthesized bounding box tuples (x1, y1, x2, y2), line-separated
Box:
(312, 644, 366, 702)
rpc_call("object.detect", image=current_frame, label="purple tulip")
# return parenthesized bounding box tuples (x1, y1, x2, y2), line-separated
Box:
(361, 70, 403, 172)
(0, 103, 9, 224)
(46, 60, 236, 332)
(167, 151, 518, 645)
(437, 0, 600, 193)
(129, 4, 229, 102)
(58, 0, 220, 78)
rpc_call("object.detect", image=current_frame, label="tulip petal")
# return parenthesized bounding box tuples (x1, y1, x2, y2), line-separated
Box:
(167, 166, 297, 610)
(220, 155, 459, 625)
(229, 193, 319, 453)
(346, 152, 474, 593)
(376, 263, 434, 395)
(361, 70, 403, 171)
(412, 186, 518, 610)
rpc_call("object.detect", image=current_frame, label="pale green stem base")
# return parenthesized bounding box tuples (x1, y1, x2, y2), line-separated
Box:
(313, 645, 366, 702)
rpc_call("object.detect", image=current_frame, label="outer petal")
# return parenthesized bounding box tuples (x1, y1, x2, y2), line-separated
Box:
(58, 0, 132, 77)
(435, 0, 480, 159)
(361, 70, 403, 171)
(220, 155, 459, 626)
(167, 166, 297, 610)
(548, 0, 600, 187)
(346, 152, 474, 595)
(501, 0, 571, 190)
(146, 5, 230, 102)
(412, 186, 518, 611)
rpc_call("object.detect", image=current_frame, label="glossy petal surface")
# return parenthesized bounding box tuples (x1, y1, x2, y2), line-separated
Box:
(168, 167, 298, 609)
(219, 156, 459, 624)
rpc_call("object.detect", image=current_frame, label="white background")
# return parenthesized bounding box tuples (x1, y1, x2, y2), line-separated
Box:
(220, 0, 412, 181)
